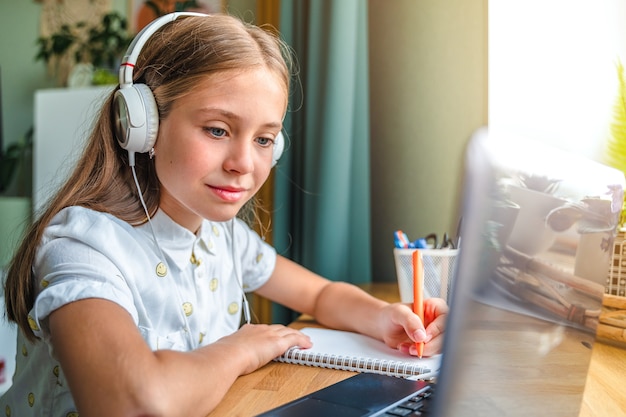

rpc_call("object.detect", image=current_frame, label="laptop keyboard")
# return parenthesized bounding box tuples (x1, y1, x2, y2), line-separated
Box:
(255, 373, 435, 417)
(379, 384, 435, 416)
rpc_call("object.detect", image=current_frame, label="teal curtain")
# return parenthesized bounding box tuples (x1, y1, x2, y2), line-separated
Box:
(272, 0, 371, 323)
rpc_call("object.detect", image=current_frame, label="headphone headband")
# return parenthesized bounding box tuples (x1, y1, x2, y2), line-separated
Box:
(119, 12, 209, 87)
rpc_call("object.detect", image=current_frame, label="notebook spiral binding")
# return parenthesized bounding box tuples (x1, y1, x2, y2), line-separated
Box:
(277, 347, 433, 378)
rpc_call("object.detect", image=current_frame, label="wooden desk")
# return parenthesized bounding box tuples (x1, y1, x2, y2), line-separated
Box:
(207, 283, 626, 417)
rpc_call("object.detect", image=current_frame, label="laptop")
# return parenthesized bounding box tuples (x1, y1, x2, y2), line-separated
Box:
(257, 127, 624, 417)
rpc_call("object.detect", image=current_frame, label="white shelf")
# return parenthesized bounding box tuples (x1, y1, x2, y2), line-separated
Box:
(33, 86, 113, 213)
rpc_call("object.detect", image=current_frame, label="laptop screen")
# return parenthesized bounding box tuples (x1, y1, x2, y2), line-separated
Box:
(433, 128, 623, 417)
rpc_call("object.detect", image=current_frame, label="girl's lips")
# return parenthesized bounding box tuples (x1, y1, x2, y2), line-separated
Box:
(209, 185, 246, 202)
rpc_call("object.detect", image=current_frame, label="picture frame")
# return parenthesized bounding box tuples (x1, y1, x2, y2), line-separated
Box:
(128, 0, 224, 33)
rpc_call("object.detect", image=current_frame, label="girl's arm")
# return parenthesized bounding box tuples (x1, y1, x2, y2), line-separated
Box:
(48, 298, 311, 417)
(256, 255, 448, 357)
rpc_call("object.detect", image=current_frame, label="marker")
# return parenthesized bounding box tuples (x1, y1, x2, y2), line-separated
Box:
(394, 230, 410, 248)
(412, 250, 424, 358)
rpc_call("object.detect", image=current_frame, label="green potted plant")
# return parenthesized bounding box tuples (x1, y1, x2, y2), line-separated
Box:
(0, 128, 33, 268)
(35, 12, 132, 87)
(603, 60, 626, 229)
(0, 128, 32, 196)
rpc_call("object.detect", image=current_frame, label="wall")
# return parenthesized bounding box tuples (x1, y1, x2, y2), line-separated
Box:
(224, 0, 256, 22)
(368, 0, 488, 282)
(0, 0, 126, 153)
(0, 0, 53, 151)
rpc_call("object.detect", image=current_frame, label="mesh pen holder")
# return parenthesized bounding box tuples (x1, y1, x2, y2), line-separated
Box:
(393, 248, 459, 303)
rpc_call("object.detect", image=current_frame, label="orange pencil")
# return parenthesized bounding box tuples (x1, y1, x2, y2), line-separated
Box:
(412, 250, 424, 358)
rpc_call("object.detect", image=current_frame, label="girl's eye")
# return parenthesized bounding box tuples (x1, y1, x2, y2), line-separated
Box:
(256, 136, 274, 147)
(207, 127, 226, 137)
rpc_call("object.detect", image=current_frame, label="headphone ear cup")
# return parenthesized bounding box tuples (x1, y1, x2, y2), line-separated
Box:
(272, 131, 285, 167)
(114, 83, 159, 154)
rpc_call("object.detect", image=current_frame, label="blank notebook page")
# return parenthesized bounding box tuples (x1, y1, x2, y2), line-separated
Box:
(275, 327, 441, 378)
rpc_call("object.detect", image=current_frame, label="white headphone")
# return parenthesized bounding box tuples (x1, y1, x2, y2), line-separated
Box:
(113, 12, 285, 167)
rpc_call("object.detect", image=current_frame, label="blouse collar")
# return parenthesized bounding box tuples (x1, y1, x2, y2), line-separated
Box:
(138, 209, 219, 271)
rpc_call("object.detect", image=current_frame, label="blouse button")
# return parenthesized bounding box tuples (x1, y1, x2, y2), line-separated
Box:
(190, 252, 202, 266)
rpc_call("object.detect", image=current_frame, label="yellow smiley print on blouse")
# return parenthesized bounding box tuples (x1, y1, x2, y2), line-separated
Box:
(27, 393, 35, 407)
(5, 404, 11, 416)
(156, 262, 167, 277)
(256, 253, 264, 263)
(182, 302, 193, 317)
(212, 225, 219, 236)
(66, 413, 79, 417)
(40, 279, 49, 288)
(27, 315, 39, 331)
(228, 302, 239, 315)
(209, 278, 219, 292)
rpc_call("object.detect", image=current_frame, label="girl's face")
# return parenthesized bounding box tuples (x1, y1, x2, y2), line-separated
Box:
(154, 68, 286, 232)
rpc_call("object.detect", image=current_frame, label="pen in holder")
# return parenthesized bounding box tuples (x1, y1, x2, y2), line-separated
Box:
(394, 248, 459, 303)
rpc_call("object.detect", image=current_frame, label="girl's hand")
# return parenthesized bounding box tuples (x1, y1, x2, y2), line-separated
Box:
(377, 298, 449, 357)
(213, 324, 312, 375)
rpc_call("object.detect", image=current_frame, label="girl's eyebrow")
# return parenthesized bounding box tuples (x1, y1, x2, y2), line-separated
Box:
(197, 108, 283, 129)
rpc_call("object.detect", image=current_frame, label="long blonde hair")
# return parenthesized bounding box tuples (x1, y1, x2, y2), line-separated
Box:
(4, 14, 292, 341)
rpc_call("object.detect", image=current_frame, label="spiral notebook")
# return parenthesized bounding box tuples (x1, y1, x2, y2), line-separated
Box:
(273, 327, 440, 378)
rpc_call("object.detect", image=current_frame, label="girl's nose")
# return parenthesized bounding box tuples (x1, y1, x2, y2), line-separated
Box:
(223, 139, 254, 174)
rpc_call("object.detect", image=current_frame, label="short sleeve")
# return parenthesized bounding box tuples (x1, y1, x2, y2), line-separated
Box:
(28, 210, 141, 341)
(232, 218, 277, 292)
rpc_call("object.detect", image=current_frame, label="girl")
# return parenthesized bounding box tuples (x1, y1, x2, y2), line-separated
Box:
(1, 13, 447, 417)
